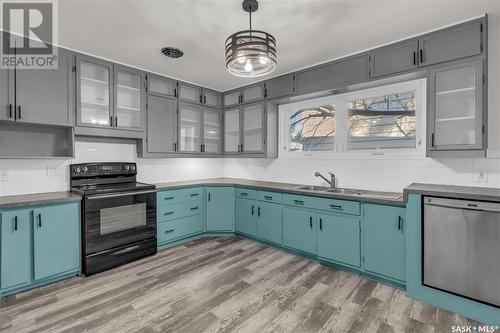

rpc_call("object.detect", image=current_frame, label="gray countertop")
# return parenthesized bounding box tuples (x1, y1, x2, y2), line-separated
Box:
(0, 191, 81, 209)
(404, 183, 500, 203)
(156, 178, 406, 206)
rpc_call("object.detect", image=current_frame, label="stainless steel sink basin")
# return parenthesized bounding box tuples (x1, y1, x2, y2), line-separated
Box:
(294, 185, 331, 191)
(327, 188, 402, 199)
(326, 188, 367, 195)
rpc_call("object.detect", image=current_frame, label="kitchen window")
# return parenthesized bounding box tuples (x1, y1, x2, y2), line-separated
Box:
(280, 78, 426, 157)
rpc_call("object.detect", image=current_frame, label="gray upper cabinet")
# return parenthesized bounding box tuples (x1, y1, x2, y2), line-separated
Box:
(223, 83, 265, 107)
(429, 59, 484, 152)
(201, 108, 222, 154)
(147, 75, 177, 98)
(202, 88, 221, 108)
(223, 90, 241, 107)
(178, 82, 202, 104)
(0, 68, 14, 122)
(146, 95, 177, 154)
(114, 65, 144, 131)
(77, 55, 113, 128)
(265, 74, 295, 100)
(1, 49, 74, 126)
(178, 102, 202, 153)
(242, 102, 265, 154)
(224, 107, 241, 154)
(419, 20, 483, 67)
(295, 55, 369, 96)
(369, 40, 418, 78)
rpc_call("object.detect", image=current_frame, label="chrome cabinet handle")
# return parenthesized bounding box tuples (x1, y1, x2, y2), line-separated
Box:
(86, 189, 157, 200)
(294, 200, 304, 205)
(330, 204, 342, 210)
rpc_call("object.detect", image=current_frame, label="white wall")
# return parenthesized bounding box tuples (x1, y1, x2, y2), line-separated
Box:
(0, 140, 225, 196)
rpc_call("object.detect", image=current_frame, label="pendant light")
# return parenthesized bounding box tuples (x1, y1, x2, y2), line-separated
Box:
(225, 0, 277, 77)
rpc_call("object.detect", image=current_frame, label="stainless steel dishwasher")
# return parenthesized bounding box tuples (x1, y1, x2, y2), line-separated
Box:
(423, 196, 500, 308)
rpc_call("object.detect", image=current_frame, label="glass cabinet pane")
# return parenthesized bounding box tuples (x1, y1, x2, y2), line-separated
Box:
(149, 77, 176, 97)
(224, 108, 240, 153)
(203, 110, 221, 153)
(224, 91, 240, 107)
(79, 60, 111, 126)
(179, 104, 201, 152)
(116, 70, 142, 129)
(242, 103, 264, 152)
(434, 65, 477, 146)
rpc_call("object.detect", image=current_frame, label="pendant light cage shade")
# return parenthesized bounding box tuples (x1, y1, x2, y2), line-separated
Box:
(225, 29, 277, 77)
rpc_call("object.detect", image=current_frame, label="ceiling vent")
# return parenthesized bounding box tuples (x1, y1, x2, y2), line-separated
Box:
(161, 47, 184, 59)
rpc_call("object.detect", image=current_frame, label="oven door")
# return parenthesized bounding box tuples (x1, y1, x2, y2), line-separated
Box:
(83, 189, 157, 254)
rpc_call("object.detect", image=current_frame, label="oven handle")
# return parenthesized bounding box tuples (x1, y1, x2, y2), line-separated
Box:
(85, 189, 158, 200)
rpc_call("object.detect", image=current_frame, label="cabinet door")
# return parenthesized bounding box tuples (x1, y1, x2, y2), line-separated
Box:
(1, 209, 31, 290)
(0, 68, 14, 122)
(16, 49, 74, 126)
(77, 57, 113, 128)
(223, 90, 241, 107)
(283, 207, 316, 255)
(202, 108, 221, 154)
(256, 201, 282, 245)
(429, 60, 483, 151)
(203, 89, 221, 108)
(178, 102, 202, 153)
(206, 187, 234, 232)
(242, 84, 264, 103)
(146, 95, 177, 153)
(363, 204, 406, 282)
(115, 66, 143, 130)
(265, 74, 294, 100)
(178, 83, 202, 104)
(370, 40, 418, 78)
(224, 108, 241, 154)
(317, 213, 360, 267)
(419, 21, 482, 67)
(235, 198, 257, 236)
(33, 203, 80, 280)
(242, 102, 265, 153)
(295, 55, 369, 96)
(147, 75, 177, 98)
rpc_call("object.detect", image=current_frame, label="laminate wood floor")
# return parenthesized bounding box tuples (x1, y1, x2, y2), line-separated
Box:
(1, 237, 476, 333)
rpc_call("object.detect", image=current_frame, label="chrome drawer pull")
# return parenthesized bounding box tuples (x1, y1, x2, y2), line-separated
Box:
(294, 200, 304, 205)
(330, 204, 342, 210)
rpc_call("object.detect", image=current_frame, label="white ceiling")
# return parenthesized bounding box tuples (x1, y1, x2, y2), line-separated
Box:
(58, 0, 498, 91)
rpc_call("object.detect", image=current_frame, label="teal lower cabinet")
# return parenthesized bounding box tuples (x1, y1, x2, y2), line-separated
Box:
(33, 204, 80, 280)
(157, 187, 205, 249)
(235, 197, 257, 236)
(256, 201, 282, 245)
(317, 213, 360, 268)
(282, 207, 316, 255)
(205, 187, 234, 232)
(363, 203, 406, 283)
(1, 208, 31, 290)
(0, 201, 80, 298)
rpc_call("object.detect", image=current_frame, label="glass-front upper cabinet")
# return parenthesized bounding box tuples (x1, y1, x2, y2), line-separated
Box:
(224, 108, 240, 154)
(115, 67, 143, 130)
(430, 59, 484, 151)
(202, 109, 221, 154)
(242, 102, 265, 153)
(78, 57, 113, 127)
(179, 103, 201, 153)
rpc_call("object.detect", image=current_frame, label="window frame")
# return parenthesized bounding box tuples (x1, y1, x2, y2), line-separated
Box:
(278, 78, 427, 159)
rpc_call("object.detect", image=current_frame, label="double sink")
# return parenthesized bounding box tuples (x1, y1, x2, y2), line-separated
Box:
(292, 185, 403, 200)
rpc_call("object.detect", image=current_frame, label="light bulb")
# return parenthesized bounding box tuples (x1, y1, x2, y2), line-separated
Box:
(259, 56, 268, 64)
(244, 61, 253, 72)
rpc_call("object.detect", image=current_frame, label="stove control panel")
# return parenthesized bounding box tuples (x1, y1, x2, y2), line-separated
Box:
(70, 162, 137, 178)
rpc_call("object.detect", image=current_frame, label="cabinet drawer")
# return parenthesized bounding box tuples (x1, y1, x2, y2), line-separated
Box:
(157, 200, 203, 222)
(157, 215, 204, 244)
(235, 188, 257, 200)
(283, 194, 317, 209)
(157, 187, 203, 206)
(314, 198, 360, 216)
(257, 190, 283, 204)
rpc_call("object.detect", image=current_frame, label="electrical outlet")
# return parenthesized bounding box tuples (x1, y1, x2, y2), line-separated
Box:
(474, 169, 488, 183)
(0, 169, 9, 181)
